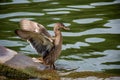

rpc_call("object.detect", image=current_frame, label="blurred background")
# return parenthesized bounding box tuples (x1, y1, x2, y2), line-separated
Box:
(0, 0, 120, 79)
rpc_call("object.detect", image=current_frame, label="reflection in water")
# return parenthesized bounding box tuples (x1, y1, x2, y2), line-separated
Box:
(31, 0, 49, 2)
(62, 42, 90, 50)
(0, 0, 49, 5)
(67, 5, 95, 9)
(46, 11, 70, 15)
(56, 19, 120, 37)
(43, 8, 79, 11)
(61, 54, 82, 61)
(117, 45, 120, 48)
(0, 0, 29, 5)
(57, 50, 120, 71)
(96, 14, 105, 16)
(52, 18, 61, 20)
(0, 12, 44, 19)
(104, 19, 120, 28)
(0, 40, 24, 47)
(73, 18, 103, 24)
(20, 45, 37, 54)
(50, 2, 59, 5)
(9, 18, 34, 22)
(61, 77, 120, 80)
(90, 0, 120, 6)
(85, 37, 105, 43)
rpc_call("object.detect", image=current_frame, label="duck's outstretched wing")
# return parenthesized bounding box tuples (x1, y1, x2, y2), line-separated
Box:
(20, 19, 52, 38)
(15, 29, 54, 58)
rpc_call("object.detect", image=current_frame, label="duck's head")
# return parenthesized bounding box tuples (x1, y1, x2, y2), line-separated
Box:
(54, 22, 70, 31)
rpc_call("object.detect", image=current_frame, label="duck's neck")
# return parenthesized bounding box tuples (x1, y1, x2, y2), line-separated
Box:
(54, 29, 61, 36)
(54, 28, 62, 46)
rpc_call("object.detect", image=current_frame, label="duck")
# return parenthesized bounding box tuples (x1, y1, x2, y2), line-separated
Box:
(15, 19, 70, 69)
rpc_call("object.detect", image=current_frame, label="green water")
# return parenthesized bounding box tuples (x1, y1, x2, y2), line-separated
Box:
(0, 0, 120, 79)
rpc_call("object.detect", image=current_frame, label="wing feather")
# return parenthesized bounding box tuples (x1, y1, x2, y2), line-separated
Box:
(15, 29, 54, 58)
(20, 19, 52, 38)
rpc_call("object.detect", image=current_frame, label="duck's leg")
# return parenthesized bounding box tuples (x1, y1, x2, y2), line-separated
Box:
(50, 65, 52, 69)
(49, 64, 56, 70)
(53, 64, 56, 69)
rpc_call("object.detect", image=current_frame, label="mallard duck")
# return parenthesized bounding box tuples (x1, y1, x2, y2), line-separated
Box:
(15, 19, 70, 69)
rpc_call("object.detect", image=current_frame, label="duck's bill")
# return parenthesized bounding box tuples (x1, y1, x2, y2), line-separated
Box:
(63, 27, 70, 30)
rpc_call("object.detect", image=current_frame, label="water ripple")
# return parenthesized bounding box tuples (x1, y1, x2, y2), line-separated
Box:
(57, 50, 120, 71)
(73, 18, 103, 24)
(20, 45, 37, 54)
(0, 12, 44, 19)
(117, 45, 120, 48)
(9, 18, 34, 22)
(67, 5, 95, 9)
(46, 11, 70, 15)
(61, 77, 120, 80)
(0, 0, 49, 5)
(62, 42, 90, 50)
(50, 2, 59, 5)
(0, 40, 23, 47)
(43, 8, 79, 11)
(48, 19, 120, 37)
(90, 0, 120, 6)
(52, 18, 61, 20)
(85, 37, 105, 43)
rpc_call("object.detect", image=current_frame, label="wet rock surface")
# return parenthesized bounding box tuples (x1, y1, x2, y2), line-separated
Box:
(0, 46, 45, 70)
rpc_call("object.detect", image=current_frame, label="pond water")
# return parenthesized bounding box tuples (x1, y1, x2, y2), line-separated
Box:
(0, 0, 120, 79)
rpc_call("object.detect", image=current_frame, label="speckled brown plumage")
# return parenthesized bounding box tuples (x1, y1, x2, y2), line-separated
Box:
(15, 19, 70, 69)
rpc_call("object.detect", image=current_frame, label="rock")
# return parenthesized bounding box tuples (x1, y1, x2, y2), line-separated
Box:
(0, 46, 46, 70)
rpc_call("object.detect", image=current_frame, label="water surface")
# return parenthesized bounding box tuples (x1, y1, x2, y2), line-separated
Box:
(0, 0, 120, 79)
